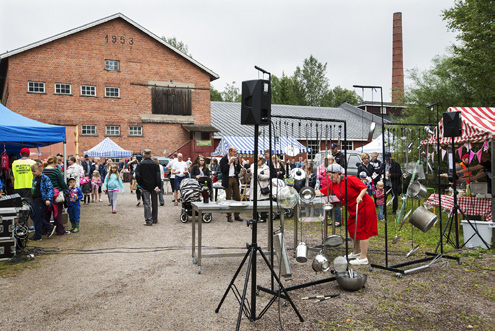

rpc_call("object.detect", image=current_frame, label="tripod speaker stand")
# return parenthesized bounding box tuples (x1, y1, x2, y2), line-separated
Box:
(214, 123, 303, 330)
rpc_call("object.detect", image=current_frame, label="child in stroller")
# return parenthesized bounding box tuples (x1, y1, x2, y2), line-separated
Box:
(179, 177, 212, 223)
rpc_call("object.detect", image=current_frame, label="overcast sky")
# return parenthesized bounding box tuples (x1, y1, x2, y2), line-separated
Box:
(0, 0, 458, 102)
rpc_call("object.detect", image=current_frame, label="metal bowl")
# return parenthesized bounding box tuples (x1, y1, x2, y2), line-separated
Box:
(335, 271, 367, 291)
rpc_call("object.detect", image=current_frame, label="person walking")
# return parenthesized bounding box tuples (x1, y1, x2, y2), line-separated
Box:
(220, 147, 243, 223)
(67, 177, 83, 232)
(42, 156, 69, 235)
(166, 153, 178, 201)
(135, 149, 161, 226)
(171, 153, 189, 206)
(102, 164, 124, 214)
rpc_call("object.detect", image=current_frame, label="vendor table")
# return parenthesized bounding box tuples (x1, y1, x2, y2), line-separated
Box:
(191, 200, 280, 274)
(425, 194, 492, 222)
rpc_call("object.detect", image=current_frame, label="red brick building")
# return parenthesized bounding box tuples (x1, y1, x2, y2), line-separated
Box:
(0, 13, 219, 159)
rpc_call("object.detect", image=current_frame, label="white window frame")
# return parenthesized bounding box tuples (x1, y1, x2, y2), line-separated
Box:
(341, 141, 354, 151)
(105, 87, 120, 98)
(307, 140, 320, 160)
(28, 81, 45, 93)
(106, 125, 120, 136)
(81, 85, 96, 97)
(129, 126, 143, 136)
(81, 125, 97, 136)
(105, 60, 120, 71)
(55, 83, 71, 95)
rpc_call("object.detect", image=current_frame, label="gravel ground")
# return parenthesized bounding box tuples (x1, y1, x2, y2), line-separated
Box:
(0, 182, 494, 330)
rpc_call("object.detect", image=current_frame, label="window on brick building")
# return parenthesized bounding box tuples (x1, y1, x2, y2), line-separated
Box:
(129, 126, 142, 136)
(151, 87, 191, 116)
(106, 125, 120, 136)
(81, 125, 96, 136)
(105, 87, 120, 98)
(105, 60, 120, 71)
(307, 140, 319, 160)
(81, 85, 96, 96)
(28, 81, 45, 93)
(55, 83, 71, 95)
(341, 141, 353, 151)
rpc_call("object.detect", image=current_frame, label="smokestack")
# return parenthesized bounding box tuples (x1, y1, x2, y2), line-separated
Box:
(392, 12, 404, 103)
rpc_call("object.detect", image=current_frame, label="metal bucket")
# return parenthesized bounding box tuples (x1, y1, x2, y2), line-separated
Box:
(409, 206, 437, 233)
(407, 181, 428, 200)
(312, 251, 330, 273)
(295, 242, 308, 263)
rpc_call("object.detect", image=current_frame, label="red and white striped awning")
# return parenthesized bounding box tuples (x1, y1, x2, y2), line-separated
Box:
(421, 107, 495, 146)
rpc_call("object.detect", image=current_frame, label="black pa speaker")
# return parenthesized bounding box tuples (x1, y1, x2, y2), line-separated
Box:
(241, 79, 271, 126)
(443, 112, 462, 137)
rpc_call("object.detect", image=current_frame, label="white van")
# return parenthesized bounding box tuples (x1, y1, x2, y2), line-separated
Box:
(312, 150, 362, 177)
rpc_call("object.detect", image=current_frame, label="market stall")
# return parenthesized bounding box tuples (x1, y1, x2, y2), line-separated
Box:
(421, 107, 494, 247)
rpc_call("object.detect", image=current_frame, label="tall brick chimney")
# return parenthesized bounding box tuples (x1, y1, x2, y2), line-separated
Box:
(392, 12, 404, 103)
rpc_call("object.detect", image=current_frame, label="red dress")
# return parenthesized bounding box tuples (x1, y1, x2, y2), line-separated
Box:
(321, 175, 378, 240)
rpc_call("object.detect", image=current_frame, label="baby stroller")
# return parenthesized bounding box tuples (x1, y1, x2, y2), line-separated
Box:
(179, 178, 212, 223)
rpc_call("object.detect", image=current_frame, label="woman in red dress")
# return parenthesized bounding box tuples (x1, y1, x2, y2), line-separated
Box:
(320, 164, 378, 265)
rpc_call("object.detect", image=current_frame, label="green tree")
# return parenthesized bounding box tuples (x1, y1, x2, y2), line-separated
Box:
(271, 72, 301, 105)
(221, 81, 241, 102)
(210, 86, 223, 101)
(161, 36, 192, 58)
(403, 55, 473, 123)
(294, 55, 329, 106)
(322, 86, 363, 107)
(443, 0, 495, 105)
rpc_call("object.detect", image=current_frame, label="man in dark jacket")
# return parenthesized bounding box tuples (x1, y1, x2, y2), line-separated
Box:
(135, 149, 161, 226)
(80, 155, 94, 178)
(331, 143, 346, 169)
(383, 152, 402, 214)
(220, 146, 243, 223)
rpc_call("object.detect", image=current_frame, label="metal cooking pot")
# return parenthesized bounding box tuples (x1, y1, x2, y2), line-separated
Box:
(323, 234, 344, 247)
(299, 186, 316, 204)
(335, 271, 367, 291)
(409, 206, 437, 233)
(312, 251, 331, 273)
(407, 181, 428, 200)
(295, 242, 308, 263)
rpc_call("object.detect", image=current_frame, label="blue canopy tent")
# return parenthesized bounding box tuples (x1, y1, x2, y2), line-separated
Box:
(84, 137, 132, 158)
(212, 136, 310, 156)
(0, 103, 66, 153)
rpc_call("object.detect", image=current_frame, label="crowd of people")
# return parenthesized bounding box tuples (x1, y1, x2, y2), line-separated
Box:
(1, 143, 490, 264)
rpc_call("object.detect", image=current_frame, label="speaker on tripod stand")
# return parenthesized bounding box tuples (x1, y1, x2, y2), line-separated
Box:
(241, 79, 271, 126)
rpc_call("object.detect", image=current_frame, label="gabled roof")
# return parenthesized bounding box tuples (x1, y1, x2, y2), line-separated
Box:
(211, 102, 387, 141)
(0, 13, 219, 81)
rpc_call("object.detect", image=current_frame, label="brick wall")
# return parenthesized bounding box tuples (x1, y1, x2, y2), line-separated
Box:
(4, 18, 212, 157)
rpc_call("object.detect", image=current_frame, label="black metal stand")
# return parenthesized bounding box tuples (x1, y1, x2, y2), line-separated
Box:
(215, 241, 304, 329)
(370, 121, 460, 276)
(215, 121, 303, 330)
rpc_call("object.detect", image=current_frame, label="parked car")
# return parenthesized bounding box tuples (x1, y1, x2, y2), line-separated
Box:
(312, 150, 362, 177)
